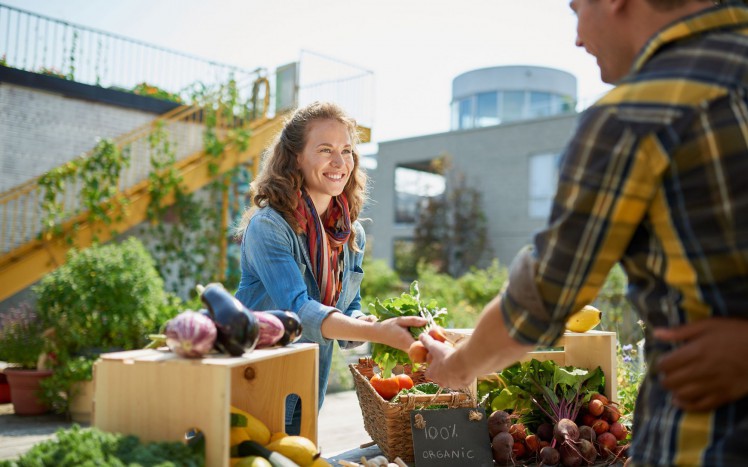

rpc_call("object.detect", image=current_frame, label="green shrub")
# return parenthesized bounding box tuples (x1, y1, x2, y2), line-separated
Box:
(0, 425, 203, 467)
(33, 237, 180, 412)
(360, 255, 404, 312)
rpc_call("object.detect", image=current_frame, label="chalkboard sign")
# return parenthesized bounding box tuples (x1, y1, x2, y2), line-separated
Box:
(410, 407, 493, 467)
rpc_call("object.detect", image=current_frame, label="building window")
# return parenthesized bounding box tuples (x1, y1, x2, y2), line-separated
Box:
(394, 166, 445, 223)
(476, 91, 499, 127)
(528, 152, 559, 219)
(458, 98, 474, 130)
(501, 91, 525, 122)
(529, 91, 552, 118)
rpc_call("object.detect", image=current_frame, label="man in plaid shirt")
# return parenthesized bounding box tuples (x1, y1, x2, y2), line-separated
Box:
(422, 1, 748, 465)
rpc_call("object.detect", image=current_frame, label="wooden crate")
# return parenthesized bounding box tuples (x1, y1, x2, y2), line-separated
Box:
(448, 330, 618, 399)
(92, 343, 318, 467)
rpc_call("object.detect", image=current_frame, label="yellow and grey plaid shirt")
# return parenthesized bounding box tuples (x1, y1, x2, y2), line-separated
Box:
(503, 3, 748, 465)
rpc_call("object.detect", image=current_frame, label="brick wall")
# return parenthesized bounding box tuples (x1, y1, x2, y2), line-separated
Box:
(0, 83, 156, 192)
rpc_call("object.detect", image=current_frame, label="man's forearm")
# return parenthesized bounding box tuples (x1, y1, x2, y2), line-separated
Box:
(449, 295, 535, 382)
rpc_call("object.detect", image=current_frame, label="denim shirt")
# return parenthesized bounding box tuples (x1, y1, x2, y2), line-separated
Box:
(234, 206, 366, 425)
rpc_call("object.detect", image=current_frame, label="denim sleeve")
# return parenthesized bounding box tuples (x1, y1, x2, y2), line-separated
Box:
(245, 214, 335, 346)
(339, 224, 367, 349)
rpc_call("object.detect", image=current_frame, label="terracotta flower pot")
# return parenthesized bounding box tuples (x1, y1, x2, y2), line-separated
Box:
(0, 372, 11, 403)
(4, 368, 53, 415)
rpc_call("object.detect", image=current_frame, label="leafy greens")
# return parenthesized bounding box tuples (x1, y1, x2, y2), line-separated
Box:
(368, 281, 447, 377)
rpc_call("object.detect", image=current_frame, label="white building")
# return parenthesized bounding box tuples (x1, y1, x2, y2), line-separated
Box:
(367, 65, 580, 271)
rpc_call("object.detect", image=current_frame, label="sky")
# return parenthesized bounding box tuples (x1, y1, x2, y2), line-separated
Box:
(2, 0, 612, 145)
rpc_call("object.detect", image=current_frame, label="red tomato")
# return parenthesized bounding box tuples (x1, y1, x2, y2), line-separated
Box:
(396, 374, 414, 390)
(370, 374, 400, 400)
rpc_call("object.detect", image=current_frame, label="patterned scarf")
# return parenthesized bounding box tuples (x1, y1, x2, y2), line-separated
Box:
(294, 189, 352, 306)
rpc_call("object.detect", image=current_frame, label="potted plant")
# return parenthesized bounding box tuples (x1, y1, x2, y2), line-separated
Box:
(33, 237, 179, 420)
(0, 304, 54, 415)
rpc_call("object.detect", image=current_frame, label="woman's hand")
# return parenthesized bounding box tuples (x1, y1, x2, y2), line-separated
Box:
(373, 316, 427, 352)
(655, 318, 748, 412)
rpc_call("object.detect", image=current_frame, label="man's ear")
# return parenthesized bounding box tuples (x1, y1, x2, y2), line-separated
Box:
(609, 0, 629, 14)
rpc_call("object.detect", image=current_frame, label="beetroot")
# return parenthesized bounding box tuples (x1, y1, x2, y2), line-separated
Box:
(559, 444, 583, 467)
(597, 431, 617, 457)
(579, 424, 597, 443)
(491, 431, 514, 464)
(603, 405, 621, 423)
(592, 418, 610, 435)
(524, 434, 540, 453)
(488, 410, 512, 439)
(610, 421, 628, 440)
(537, 422, 554, 442)
(554, 418, 580, 444)
(539, 446, 560, 465)
(588, 398, 604, 416)
(509, 421, 527, 441)
(578, 438, 597, 464)
(165, 310, 217, 358)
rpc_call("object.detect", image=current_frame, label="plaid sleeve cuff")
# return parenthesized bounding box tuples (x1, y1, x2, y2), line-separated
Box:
(502, 245, 566, 347)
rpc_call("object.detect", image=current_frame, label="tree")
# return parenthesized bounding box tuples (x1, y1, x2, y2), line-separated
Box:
(413, 158, 493, 277)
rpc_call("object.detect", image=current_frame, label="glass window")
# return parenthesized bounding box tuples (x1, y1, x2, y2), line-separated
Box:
(476, 91, 499, 127)
(395, 166, 445, 223)
(450, 101, 460, 130)
(501, 91, 525, 122)
(528, 153, 559, 218)
(529, 92, 552, 118)
(459, 98, 473, 130)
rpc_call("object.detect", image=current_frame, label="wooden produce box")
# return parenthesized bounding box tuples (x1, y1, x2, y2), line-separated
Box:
(92, 343, 318, 467)
(449, 330, 618, 400)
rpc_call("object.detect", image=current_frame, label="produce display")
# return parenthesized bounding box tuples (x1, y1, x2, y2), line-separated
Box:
(229, 405, 331, 467)
(148, 282, 303, 358)
(478, 359, 630, 466)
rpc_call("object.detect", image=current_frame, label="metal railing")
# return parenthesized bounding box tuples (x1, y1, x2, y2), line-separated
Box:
(0, 2, 260, 100)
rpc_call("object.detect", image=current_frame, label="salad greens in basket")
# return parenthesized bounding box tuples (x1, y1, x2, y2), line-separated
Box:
(368, 281, 448, 377)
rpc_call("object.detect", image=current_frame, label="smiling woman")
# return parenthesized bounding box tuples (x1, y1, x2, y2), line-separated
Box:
(233, 101, 427, 435)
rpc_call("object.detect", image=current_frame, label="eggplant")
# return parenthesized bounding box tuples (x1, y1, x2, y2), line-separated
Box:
(262, 310, 303, 346)
(198, 283, 260, 356)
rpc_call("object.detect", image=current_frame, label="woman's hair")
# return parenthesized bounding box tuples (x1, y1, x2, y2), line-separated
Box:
(235, 101, 368, 247)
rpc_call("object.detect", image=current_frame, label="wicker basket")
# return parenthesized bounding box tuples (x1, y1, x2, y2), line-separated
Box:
(349, 357, 475, 463)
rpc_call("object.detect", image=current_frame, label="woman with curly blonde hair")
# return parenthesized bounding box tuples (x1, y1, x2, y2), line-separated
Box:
(235, 101, 424, 434)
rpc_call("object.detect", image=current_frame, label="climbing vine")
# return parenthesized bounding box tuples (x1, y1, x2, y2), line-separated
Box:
(38, 76, 260, 297)
(38, 139, 130, 243)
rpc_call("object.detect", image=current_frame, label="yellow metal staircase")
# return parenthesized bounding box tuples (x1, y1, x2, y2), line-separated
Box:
(0, 83, 285, 302)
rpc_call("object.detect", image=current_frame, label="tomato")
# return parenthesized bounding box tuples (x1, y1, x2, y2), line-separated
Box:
(369, 374, 400, 400)
(395, 374, 414, 390)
